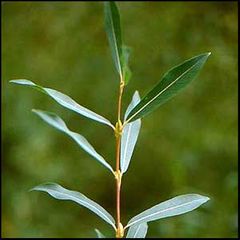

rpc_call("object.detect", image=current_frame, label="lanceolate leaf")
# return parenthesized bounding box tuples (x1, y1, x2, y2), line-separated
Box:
(95, 229, 106, 238)
(121, 91, 141, 173)
(9, 79, 114, 129)
(126, 223, 148, 238)
(104, 2, 122, 77)
(126, 194, 210, 228)
(31, 183, 116, 229)
(121, 45, 132, 85)
(32, 109, 114, 174)
(126, 53, 211, 122)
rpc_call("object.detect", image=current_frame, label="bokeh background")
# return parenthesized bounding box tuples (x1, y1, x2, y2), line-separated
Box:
(2, 1, 238, 238)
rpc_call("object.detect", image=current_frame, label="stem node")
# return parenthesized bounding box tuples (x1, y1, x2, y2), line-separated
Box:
(116, 222, 124, 238)
(114, 120, 123, 137)
(114, 170, 122, 185)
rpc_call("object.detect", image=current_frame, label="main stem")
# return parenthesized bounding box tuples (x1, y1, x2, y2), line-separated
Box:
(115, 79, 124, 238)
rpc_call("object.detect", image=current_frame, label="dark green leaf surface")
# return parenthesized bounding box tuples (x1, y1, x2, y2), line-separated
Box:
(121, 45, 132, 85)
(104, 2, 122, 77)
(126, 53, 211, 122)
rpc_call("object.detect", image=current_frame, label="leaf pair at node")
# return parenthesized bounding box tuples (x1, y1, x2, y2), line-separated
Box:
(30, 183, 209, 238)
(9, 79, 141, 175)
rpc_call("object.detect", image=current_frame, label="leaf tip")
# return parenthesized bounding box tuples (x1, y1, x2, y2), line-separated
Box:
(29, 184, 45, 192)
(203, 196, 210, 202)
(8, 79, 35, 86)
(29, 182, 57, 193)
(132, 90, 141, 100)
(203, 52, 211, 60)
(31, 109, 42, 116)
(9, 79, 23, 84)
(198, 195, 210, 205)
(134, 90, 139, 95)
(28, 186, 37, 192)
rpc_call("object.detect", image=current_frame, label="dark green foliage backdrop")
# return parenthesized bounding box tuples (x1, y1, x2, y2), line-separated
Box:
(2, 2, 238, 238)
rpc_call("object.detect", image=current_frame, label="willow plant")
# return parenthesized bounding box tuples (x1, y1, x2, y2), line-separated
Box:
(10, 2, 211, 238)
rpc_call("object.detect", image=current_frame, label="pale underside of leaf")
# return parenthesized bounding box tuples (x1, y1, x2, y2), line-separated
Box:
(95, 229, 106, 238)
(31, 183, 116, 229)
(32, 109, 114, 174)
(126, 53, 211, 122)
(9, 79, 114, 129)
(126, 194, 210, 228)
(120, 91, 141, 173)
(126, 222, 148, 238)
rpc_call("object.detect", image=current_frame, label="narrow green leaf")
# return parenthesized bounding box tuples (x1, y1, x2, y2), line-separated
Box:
(31, 183, 116, 229)
(95, 229, 106, 238)
(126, 223, 148, 238)
(9, 79, 114, 129)
(32, 109, 114, 174)
(104, 1, 122, 77)
(120, 91, 141, 173)
(126, 194, 210, 228)
(126, 53, 211, 122)
(121, 45, 132, 85)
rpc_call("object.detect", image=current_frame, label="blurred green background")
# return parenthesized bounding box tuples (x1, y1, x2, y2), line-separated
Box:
(2, 1, 238, 238)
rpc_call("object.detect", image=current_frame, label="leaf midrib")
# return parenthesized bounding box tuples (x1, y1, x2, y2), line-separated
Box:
(121, 123, 132, 171)
(46, 89, 113, 127)
(35, 111, 114, 173)
(65, 130, 114, 173)
(41, 188, 116, 229)
(133, 224, 142, 238)
(127, 62, 198, 122)
(109, 5, 122, 78)
(127, 198, 204, 228)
